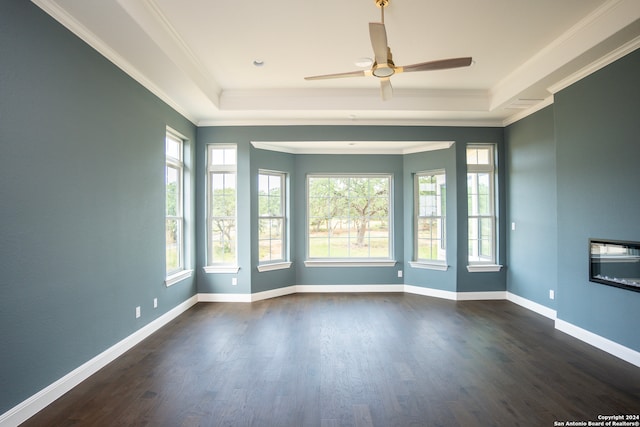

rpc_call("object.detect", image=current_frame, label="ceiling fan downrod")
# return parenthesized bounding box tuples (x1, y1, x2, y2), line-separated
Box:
(375, 0, 388, 23)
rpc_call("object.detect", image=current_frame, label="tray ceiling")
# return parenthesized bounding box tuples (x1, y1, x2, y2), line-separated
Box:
(33, 0, 640, 126)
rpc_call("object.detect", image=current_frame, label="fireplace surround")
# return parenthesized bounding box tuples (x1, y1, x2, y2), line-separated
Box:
(589, 239, 640, 293)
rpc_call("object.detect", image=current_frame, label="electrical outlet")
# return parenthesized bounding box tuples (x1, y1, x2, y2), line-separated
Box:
(511, 222, 516, 231)
(549, 290, 555, 300)
(397, 270, 403, 278)
(135, 306, 141, 318)
(232, 277, 238, 286)
(153, 298, 158, 309)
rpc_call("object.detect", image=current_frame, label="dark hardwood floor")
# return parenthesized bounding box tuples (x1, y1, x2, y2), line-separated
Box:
(22, 293, 640, 426)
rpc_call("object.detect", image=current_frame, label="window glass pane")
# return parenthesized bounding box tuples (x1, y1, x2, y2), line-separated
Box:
(350, 241, 369, 258)
(258, 172, 286, 263)
(466, 148, 478, 165)
(165, 132, 185, 276)
(478, 173, 490, 195)
(477, 148, 490, 164)
(210, 173, 236, 216)
(308, 175, 391, 259)
(329, 237, 349, 257)
(468, 218, 479, 240)
(271, 218, 283, 239)
(166, 135, 181, 160)
(209, 219, 236, 264)
(166, 166, 179, 216)
(207, 145, 237, 266)
(369, 237, 389, 257)
(478, 195, 490, 215)
(269, 195, 281, 216)
(209, 146, 236, 166)
(467, 143, 496, 265)
(415, 172, 446, 263)
(258, 194, 269, 216)
(309, 237, 328, 258)
(481, 239, 492, 258)
(211, 173, 236, 191)
(259, 219, 283, 262)
(467, 173, 478, 215)
(469, 240, 478, 260)
(480, 218, 493, 241)
(166, 218, 180, 272)
(467, 147, 491, 165)
(210, 148, 224, 165)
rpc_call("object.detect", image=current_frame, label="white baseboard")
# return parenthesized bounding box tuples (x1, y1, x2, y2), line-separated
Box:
(404, 284, 458, 300)
(250, 286, 297, 302)
(0, 295, 198, 427)
(555, 318, 640, 368)
(404, 285, 506, 301)
(456, 291, 507, 300)
(198, 285, 404, 303)
(296, 284, 404, 293)
(197, 293, 252, 303)
(506, 292, 557, 320)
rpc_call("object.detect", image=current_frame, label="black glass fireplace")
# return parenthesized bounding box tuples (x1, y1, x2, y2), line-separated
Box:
(589, 239, 640, 293)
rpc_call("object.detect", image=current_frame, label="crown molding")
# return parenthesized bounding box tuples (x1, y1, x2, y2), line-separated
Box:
(220, 88, 490, 112)
(30, 0, 197, 124)
(489, 0, 640, 111)
(197, 117, 505, 128)
(115, 0, 222, 108)
(547, 35, 640, 94)
(250, 140, 455, 155)
(502, 96, 554, 127)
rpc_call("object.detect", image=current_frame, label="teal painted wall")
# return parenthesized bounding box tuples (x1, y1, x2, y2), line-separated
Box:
(250, 146, 297, 293)
(504, 49, 640, 351)
(196, 126, 505, 293)
(0, 1, 196, 413)
(403, 145, 458, 292)
(454, 136, 508, 292)
(554, 49, 640, 351)
(505, 106, 558, 308)
(294, 153, 405, 286)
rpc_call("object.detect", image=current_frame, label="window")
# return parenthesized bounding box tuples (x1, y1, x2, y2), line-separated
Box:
(414, 170, 446, 267)
(467, 144, 499, 269)
(206, 145, 237, 269)
(258, 171, 287, 266)
(307, 175, 393, 263)
(165, 132, 184, 276)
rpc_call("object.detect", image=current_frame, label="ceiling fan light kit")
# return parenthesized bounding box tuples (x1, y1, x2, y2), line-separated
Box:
(304, 0, 473, 101)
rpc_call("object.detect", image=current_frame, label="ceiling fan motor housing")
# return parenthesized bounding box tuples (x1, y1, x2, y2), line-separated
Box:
(372, 62, 395, 77)
(372, 47, 395, 78)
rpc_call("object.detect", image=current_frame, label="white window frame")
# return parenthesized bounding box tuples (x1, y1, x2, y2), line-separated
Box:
(410, 170, 448, 271)
(257, 170, 291, 272)
(204, 144, 239, 273)
(304, 174, 395, 267)
(466, 143, 501, 272)
(165, 129, 193, 286)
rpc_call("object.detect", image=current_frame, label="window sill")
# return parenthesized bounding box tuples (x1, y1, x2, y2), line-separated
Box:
(409, 261, 449, 271)
(467, 264, 503, 273)
(165, 269, 193, 287)
(304, 260, 397, 268)
(203, 265, 240, 274)
(257, 262, 293, 272)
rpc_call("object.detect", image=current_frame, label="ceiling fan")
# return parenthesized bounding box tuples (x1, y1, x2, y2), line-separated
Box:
(304, 0, 473, 101)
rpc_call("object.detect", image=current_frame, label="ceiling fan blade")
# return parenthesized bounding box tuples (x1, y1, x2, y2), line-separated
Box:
(369, 22, 389, 64)
(304, 70, 368, 80)
(380, 78, 393, 101)
(398, 57, 473, 73)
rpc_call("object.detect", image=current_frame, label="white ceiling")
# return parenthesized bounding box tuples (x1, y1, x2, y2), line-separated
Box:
(33, 0, 640, 127)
